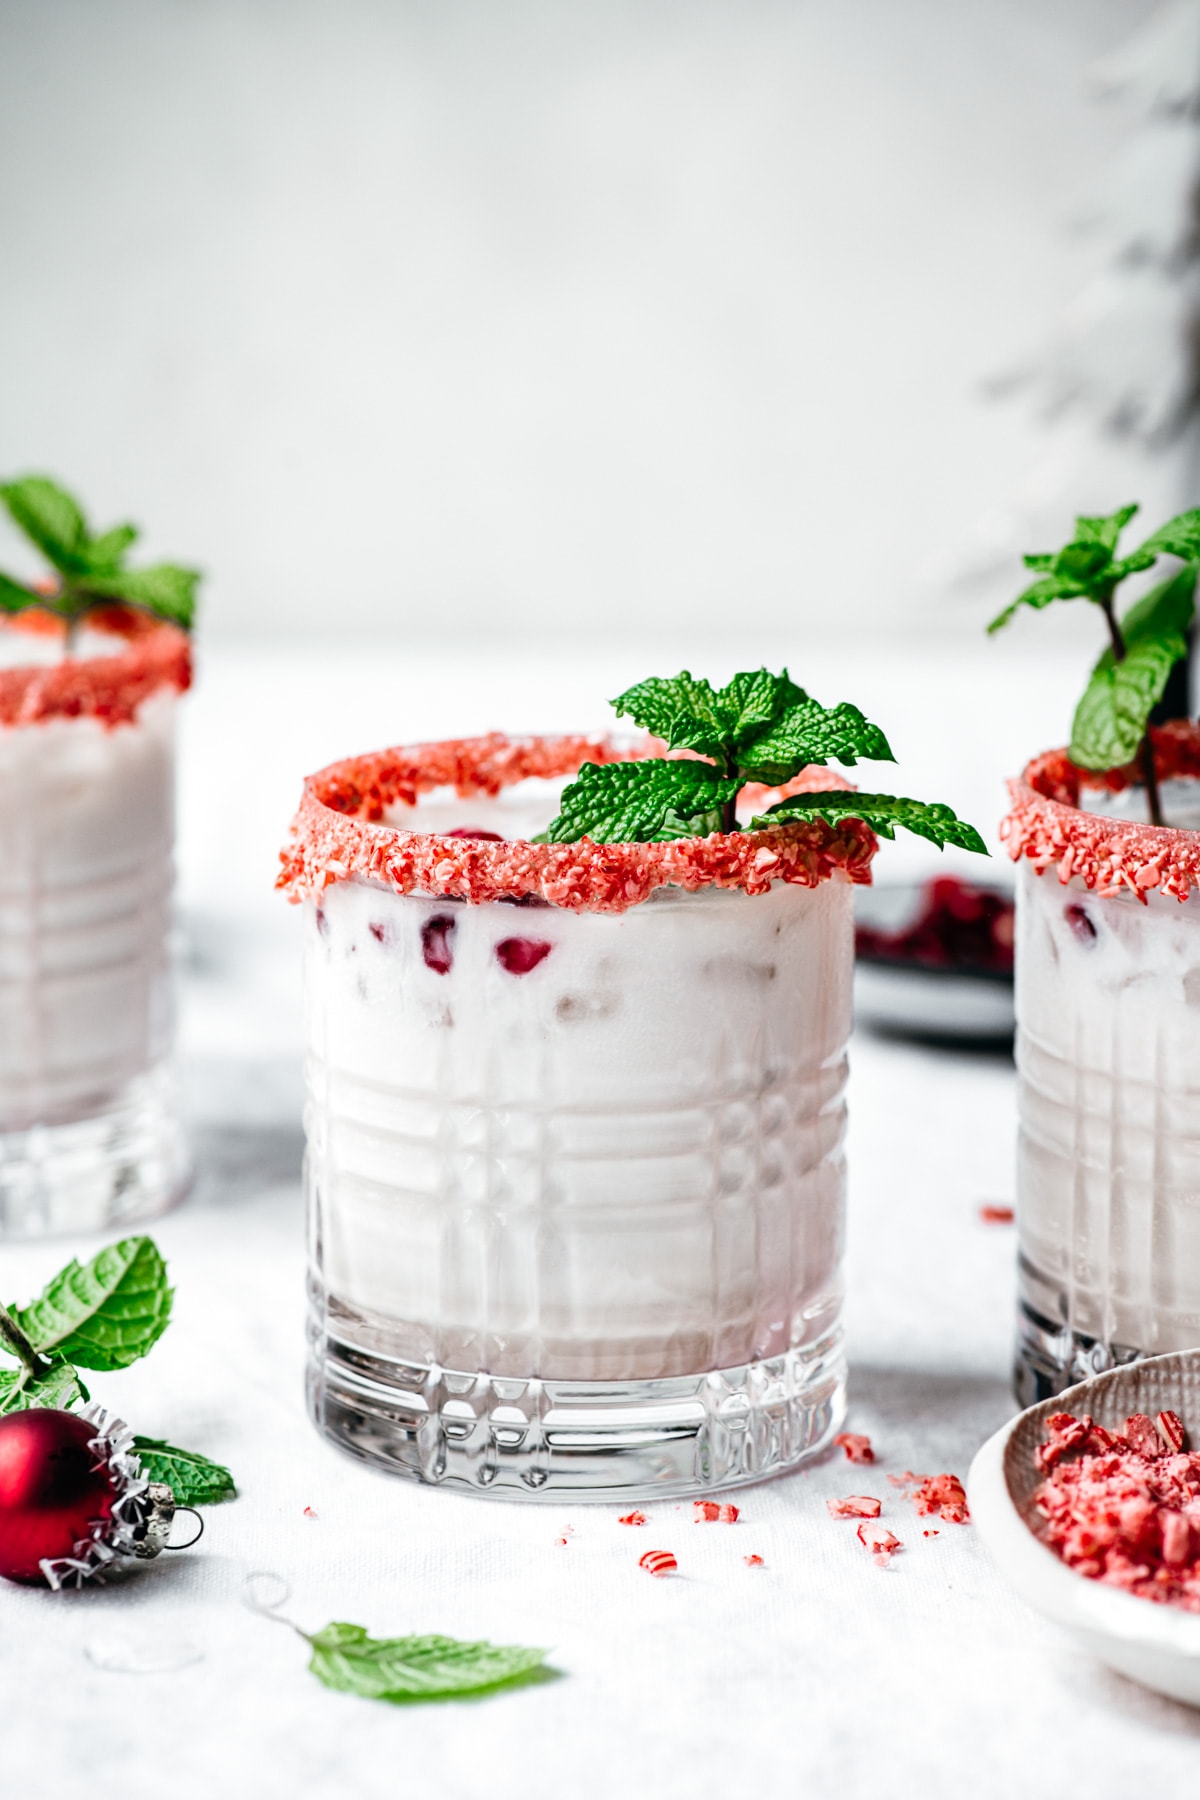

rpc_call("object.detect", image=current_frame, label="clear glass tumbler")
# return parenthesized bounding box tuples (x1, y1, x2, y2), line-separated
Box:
(1006, 734, 1200, 1403)
(282, 733, 874, 1500)
(0, 614, 191, 1237)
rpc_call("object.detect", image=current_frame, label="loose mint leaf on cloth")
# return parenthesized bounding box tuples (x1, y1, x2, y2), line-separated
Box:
(81, 563, 200, 630)
(307, 1623, 549, 1702)
(1136, 508, 1200, 563)
(14, 1236, 173, 1371)
(0, 1358, 87, 1416)
(85, 523, 139, 572)
(754, 790, 988, 854)
(133, 1437, 236, 1505)
(0, 476, 91, 575)
(737, 698, 894, 783)
(1069, 564, 1199, 771)
(542, 758, 739, 843)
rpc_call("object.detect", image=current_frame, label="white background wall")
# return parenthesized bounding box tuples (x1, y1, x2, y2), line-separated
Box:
(0, 0, 1171, 649)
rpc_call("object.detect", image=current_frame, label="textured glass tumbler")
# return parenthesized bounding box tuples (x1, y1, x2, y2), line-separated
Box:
(1008, 748, 1200, 1404)
(0, 626, 190, 1238)
(303, 866, 854, 1500)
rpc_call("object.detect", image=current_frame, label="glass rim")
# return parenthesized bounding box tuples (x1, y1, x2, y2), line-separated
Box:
(0, 606, 191, 729)
(276, 731, 877, 915)
(1003, 725, 1200, 903)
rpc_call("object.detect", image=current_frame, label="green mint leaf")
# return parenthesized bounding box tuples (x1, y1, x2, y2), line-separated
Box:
(1073, 504, 1138, 552)
(0, 476, 91, 575)
(132, 1437, 236, 1505)
(14, 1235, 173, 1371)
(0, 1358, 87, 1416)
(1135, 508, 1200, 563)
(79, 562, 199, 630)
(1068, 563, 1197, 771)
(988, 573, 1091, 633)
(612, 668, 806, 762)
(85, 523, 138, 572)
(307, 1623, 549, 1702)
(542, 759, 739, 843)
(1107, 551, 1159, 584)
(736, 697, 894, 783)
(753, 790, 988, 854)
(0, 570, 43, 614)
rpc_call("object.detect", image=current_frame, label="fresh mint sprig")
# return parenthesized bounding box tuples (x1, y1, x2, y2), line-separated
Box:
(0, 474, 200, 635)
(0, 1235, 234, 1509)
(989, 502, 1200, 825)
(539, 667, 984, 853)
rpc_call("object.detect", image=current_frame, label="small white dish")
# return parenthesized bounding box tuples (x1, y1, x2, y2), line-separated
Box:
(968, 1350, 1200, 1707)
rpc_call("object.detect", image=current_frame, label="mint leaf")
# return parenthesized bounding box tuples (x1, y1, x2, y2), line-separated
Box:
(85, 523, 138, 572)
(14, 1235, 173, 1371)
(989, 573, 1092, 633)
(0, 1358, 87, 1416)
(0, 570, 42, 614)
(80, 562, 199, 629)
(0, 476, 91, 575)
(307, 1623, 548, 1702)
(1074, 503, 1139, 552)
(737, 697, 894, 783)
(1069, 564, 1197, 771)
(542, 759, 739, 843)
(753, 790, 987, 854)
(1136, 508, 1200, 563)
(612, 669, 806, 762)
(133, 1437, 236, 1505)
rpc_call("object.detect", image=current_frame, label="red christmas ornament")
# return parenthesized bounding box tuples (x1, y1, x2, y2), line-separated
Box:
(0, 1406, 178, 1588)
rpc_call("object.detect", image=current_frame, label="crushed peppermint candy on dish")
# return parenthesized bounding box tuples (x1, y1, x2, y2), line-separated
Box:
(1032, 1409, 1200, 1609)
(827, 1495, 883, 1520)
(834, 1432, 875, 1465)
(638, 1549, 678, 1578)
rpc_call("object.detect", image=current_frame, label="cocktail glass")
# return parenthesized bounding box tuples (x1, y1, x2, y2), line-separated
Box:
(280, 732, 876, 1499)
(1005, 728, 1200, 1402)
(0, 610, 191, 1236)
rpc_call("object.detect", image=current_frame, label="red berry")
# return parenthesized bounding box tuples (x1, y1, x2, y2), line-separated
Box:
(0, 1411, 118, 1586)
(495, 937, 552, 975)
(444, 827, 505, 841)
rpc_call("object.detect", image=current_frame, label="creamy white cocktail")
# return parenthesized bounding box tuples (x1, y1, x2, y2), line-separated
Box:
(282, 681, 983, 1498)
(1005, 736, 1200, 1401)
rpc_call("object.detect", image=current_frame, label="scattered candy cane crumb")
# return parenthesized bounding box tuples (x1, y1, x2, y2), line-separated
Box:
(834, 1432, 875, 1464)
(827, 1495, 882, 1520)
(911, 1474, 970, 1524)
(744, 1554, 765, 1568)
(303, 1506, 318, 1519)
(979, 1204, 1015, 1225)
(555, 1536, 569, 1547)
(888, 1471, 919, 1487)
(693, 1500, 741, 1524)
(618, 1510, 648, 1526)
(719, 1504, 739, 1523)
(857, 1522, 902, 1565)
(923, 1530, 939, 1538)
(639, 1549, 678, 1578)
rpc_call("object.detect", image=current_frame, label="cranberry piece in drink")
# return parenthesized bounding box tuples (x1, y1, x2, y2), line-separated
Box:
(443, 827, 505, 841)
(421, 914, 457, 974)
(1064, 903, 1097, 944)
(495, 937, 552, 975)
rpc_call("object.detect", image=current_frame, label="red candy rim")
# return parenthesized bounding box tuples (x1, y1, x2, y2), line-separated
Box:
(276, 732, 878, 914)
(0, 606, 191, 729)
(1001, 723, 1200, 904)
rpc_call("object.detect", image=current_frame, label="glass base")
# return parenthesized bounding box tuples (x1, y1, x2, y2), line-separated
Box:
(0, 1065, 190, 1240)
(1014, 1292, 1143, 1408)
(307, 1283, 846, 1501)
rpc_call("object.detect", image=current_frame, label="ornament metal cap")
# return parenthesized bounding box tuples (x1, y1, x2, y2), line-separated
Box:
(39, 1405, 198, 1590)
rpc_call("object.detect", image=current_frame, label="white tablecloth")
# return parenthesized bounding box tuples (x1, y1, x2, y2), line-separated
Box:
(5, 641, 1197, 1800)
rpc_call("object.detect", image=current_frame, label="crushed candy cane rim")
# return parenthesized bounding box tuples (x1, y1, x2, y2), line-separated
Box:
(276, 732, 878, 914)
(1001, 724, 1200, 904)
(0, 605, 191, 729)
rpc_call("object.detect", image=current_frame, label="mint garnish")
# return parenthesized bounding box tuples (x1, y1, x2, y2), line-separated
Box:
(0, 1235, 233, 1506)
(306, 1622, 549, 1703)
(540, 667, 983, 853)
(989, 502, 1200, 825)
(132, 1438, 236, 1506)
(0, 474, 200, 634)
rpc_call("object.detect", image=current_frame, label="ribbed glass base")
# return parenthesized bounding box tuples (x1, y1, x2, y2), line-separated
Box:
(0, 1064, 190, 1240)
(306, 1281, 846, 1500)
(1014, 1283, 1143, 1407)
